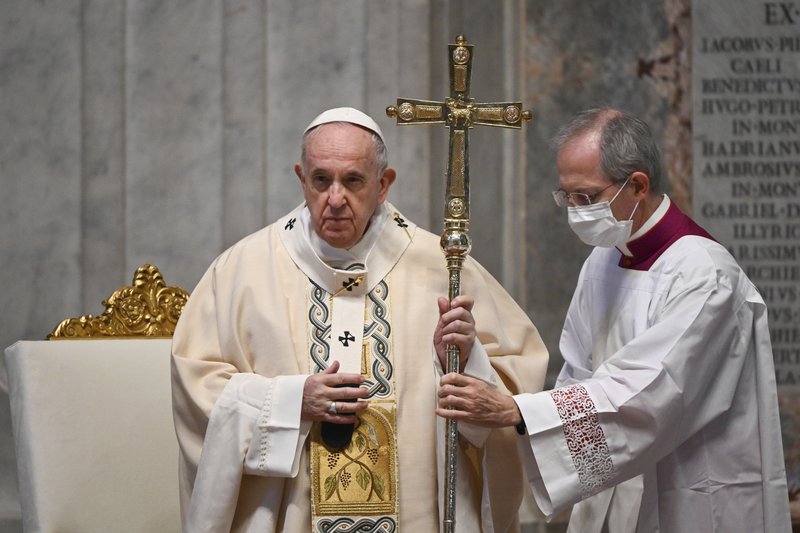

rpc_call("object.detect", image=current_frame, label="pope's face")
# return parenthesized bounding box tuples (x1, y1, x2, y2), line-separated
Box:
(295, 123, 395, 249)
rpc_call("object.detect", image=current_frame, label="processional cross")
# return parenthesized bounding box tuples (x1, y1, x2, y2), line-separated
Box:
(386, 35, 532, 532)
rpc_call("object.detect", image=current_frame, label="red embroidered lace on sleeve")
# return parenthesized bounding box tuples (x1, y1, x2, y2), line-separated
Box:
(550, 384, 615, 496)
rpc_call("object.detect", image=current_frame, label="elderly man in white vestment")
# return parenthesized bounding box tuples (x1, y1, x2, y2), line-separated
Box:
(170, 107, 549, 532)
(436, 108, 791, 532)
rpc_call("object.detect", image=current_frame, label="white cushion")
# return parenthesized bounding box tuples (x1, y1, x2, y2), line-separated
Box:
(5, 339, 181, 533)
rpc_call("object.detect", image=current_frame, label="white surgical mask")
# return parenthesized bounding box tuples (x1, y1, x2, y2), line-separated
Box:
(567, 179, 639, 248)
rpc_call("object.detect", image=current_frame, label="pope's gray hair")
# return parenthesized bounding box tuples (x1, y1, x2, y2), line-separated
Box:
(552, 107, 663, 193)
(301, 122, 389, 177)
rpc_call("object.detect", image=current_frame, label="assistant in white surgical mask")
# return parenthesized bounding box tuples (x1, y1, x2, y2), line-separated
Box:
(567, 178, 639, 247)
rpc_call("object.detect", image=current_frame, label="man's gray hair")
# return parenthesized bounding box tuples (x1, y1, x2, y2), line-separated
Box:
(301, 122, 389, 177)
(552, 108, 663, 193)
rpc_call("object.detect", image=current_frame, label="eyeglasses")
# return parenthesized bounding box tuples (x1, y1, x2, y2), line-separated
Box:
(552, 182, 618, 207)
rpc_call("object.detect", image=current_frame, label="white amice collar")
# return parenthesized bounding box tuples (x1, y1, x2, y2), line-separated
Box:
(301, 204, 390, 267)
(279, 201, 414, 296)
(618, 194, 670, 256)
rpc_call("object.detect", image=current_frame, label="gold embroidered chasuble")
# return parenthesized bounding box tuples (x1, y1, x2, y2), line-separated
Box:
(281, 205, 408, 531)
(171, 202, 550, 533)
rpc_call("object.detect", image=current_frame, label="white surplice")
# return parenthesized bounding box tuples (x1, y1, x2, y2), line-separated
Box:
(514, 198, 790, 532)
(171, 202, 549, 532)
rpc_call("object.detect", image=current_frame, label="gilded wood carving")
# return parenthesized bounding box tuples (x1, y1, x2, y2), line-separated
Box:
(48, 264, 189, 339)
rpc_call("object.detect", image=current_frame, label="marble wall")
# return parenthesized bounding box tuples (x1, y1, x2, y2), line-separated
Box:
(0, 0, 684, 529)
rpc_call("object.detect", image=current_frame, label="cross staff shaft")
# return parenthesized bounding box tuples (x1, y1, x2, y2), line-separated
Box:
(386, 35, 532, 533)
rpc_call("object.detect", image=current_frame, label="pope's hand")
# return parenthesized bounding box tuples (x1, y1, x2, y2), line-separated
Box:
(435, 373, 523, 428)
(434, 295, 476, 372)
(301, 360, 369, 423)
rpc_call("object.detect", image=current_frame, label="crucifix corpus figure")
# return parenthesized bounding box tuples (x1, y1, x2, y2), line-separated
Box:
(387, 34, 532, 533)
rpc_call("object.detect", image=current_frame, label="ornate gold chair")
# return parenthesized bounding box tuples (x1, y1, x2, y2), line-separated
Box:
(4, 265, 188, 533)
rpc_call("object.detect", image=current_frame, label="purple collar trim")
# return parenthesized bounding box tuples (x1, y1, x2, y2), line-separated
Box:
(618, 202, 716, 271)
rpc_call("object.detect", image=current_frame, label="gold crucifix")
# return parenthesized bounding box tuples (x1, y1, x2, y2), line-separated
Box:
(386, 34, 532, 533)
(387, 34, 531, 229)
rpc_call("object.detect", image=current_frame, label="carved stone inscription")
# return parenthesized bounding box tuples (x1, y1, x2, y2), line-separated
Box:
(693, 1, 800, 388)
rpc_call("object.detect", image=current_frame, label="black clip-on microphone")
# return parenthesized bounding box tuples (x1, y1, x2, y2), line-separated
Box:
(321, 383, 360, 450)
